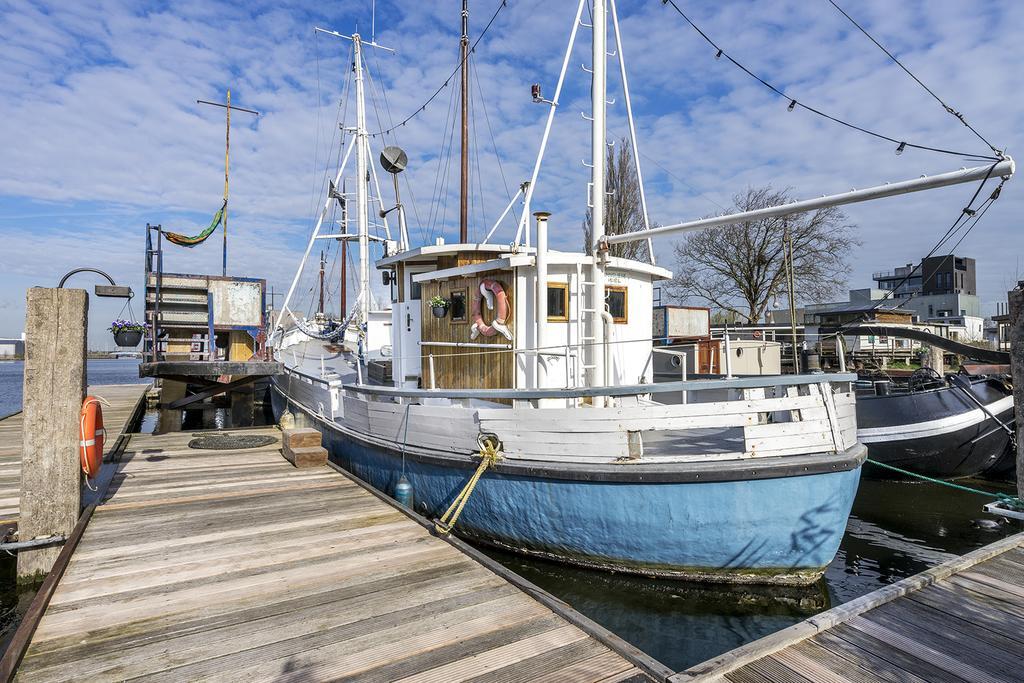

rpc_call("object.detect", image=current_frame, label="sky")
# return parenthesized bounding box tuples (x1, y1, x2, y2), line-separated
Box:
(0, 0, 1021, 347)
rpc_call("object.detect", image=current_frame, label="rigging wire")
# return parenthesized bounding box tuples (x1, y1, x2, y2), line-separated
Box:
(369, 47, 428, 246)
(825, 0, 1002, 157)
(470, 62, 488, 241)
(609, 127, 730, 213)
(834, 163, 1005, 330)
(368, 0, 509, 137)
(473, 56, 518, 230)
(660, 0, 1000, 161)
(427, 79, 461, 241)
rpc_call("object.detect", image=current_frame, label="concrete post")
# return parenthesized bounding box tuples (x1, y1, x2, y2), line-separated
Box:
(927, 345, 945, 376)
(1008, 284, 1024, 498)
(18, 288, 88, 582)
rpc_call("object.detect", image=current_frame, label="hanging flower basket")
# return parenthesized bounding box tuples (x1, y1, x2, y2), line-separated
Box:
(109, 319, 148, 347)
(429, 295, 449, 319)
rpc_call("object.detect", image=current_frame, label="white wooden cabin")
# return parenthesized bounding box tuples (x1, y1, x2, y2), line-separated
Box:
(377, 243, 671, 401)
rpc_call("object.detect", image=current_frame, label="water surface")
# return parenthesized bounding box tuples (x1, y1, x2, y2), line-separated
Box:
(487, 475, 1020, 672)
(0, 359, 147, 417)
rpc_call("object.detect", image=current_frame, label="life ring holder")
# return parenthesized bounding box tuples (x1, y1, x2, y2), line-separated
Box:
(470, 279, 512, 341)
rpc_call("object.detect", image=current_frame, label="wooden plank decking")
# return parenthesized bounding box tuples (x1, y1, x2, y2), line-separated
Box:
(14, 425, 657, 682)
(673, 531, 1024, 683)
(0, 384, 149, 529)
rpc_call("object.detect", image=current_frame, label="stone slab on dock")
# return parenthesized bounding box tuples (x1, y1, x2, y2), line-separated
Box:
(0, 383, 148, 531)
(13, 425, 656, 682)
(673, 531, 1024, 683)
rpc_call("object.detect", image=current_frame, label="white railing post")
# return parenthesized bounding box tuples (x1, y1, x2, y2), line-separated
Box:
(681, 356, 688, 405)
(723, 330, 734, 379)
(429, 354, 437, 390)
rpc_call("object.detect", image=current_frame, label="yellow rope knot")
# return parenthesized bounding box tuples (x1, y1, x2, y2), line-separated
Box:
(434, 433, 502, 536)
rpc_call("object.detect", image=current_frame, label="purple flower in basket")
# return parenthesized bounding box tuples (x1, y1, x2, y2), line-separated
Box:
(108, 319, 150, 333)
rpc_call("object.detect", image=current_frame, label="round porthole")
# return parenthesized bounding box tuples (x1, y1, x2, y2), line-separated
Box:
(736, 347, 744, 357)
(670, 355, 682, 368)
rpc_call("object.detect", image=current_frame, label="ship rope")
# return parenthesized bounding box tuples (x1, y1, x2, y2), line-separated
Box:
(434, 433, 502, 535)
(866, 459, 1024, 512)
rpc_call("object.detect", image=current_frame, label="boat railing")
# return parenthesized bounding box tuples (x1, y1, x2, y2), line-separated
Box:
(335, 373, 858, 463)
(343, 372, 857, 401)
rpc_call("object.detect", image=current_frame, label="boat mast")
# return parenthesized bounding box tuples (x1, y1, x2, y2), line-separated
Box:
(459, 0, 470, 243)
(587, 0, 608, 394)
(340, 182, 348, 318)
(353, 34, 371, 326)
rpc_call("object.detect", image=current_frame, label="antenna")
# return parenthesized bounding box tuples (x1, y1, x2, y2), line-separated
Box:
(196, 92, 259, 276)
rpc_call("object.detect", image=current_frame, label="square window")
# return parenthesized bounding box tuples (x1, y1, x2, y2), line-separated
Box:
(410, 280, 422, 301)
(450, 289, 467, 322)
(605, 286, 627, 323)
(547, 283, 568, 321)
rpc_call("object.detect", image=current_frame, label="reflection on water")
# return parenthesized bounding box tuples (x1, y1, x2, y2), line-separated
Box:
(485, 476, 1021, 672)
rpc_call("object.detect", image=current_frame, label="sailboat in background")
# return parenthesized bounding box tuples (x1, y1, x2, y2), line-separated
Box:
(269, 1, 1014, 584)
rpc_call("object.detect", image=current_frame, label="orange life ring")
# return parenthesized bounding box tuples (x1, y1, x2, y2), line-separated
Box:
(79, 396, 105, 479)
(470, 279, 512, 341)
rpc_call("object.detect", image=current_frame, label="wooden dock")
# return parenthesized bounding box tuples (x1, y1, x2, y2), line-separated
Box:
(0, 384, 149, 531)
(674, 531, 1024, 683)
(8, 425, 663, 682)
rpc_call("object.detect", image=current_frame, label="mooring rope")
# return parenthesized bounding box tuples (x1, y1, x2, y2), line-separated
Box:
(866, 458, 1024, 511)
(434, 434, 502, 535)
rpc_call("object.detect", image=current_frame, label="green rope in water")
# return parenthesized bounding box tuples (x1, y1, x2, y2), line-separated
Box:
(866, 458, 1024, 511)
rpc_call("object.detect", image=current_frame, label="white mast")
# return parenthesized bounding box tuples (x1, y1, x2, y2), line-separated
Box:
(587, 0, 608, 394)
(353, 34, 371, 327)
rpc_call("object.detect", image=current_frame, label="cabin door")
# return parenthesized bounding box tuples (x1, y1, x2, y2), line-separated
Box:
(398, 266, 429, 384)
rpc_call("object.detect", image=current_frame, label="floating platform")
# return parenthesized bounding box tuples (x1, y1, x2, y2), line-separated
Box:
(8, 424, 661, 681)
(0, 384, 149, 533)
(674, 531, 1024, 682)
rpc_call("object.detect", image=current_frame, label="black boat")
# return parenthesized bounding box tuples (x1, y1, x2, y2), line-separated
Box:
(843, 325, 1015, 480)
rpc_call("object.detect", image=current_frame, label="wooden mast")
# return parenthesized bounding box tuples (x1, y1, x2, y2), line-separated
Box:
(459, 0, 469, 243)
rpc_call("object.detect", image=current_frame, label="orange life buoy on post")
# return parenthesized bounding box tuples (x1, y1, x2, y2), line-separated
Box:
(470, 279, 512, 341)
(79, 396, 105, 479)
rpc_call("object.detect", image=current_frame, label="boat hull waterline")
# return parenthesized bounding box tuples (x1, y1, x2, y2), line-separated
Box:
(272, 386, 866, 586)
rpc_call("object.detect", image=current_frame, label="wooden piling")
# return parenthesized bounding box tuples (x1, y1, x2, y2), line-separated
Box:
(927, 344, 945, 376)
(18, 288, 88, 582)
(1009, 283, 1023, 498)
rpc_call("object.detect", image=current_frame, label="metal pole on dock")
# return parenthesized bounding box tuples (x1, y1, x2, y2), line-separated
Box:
(1009, 282, 1024, 498)
(18, 288, 87, 582)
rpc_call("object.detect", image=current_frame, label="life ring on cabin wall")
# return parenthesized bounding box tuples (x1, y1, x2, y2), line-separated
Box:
(79, 396, 105, 479)
(470, 279, 513, 341)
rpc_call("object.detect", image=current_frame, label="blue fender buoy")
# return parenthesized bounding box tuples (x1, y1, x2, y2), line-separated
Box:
(394, 475, 414, 509)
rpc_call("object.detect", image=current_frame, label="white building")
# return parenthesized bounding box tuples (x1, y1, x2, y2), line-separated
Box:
(0, 334, 25, 358)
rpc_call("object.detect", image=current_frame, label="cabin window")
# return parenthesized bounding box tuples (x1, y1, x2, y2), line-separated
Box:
(547, 282, 568, 321)
(449, 289, 467, 322)
(410, 280, 422, 301)
(605, 286, 628, 323)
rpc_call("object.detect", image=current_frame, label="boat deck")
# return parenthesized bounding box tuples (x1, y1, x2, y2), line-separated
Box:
(13, 425, 659, 682)
(0, 383, 149, 531)
(673, 531, 1024, 683)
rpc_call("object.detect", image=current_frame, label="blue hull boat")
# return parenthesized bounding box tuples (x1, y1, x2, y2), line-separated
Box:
(272, 385, 865, 585)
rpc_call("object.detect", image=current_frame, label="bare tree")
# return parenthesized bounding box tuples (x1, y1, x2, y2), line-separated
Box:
(668, 186, 859, 323)
(583, 139, 649, 261)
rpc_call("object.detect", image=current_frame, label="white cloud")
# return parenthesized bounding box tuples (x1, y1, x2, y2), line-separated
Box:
(0, 0, 1021, 347)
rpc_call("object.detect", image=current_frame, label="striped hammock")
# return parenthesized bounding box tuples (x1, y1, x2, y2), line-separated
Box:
(163, 201, 226, 247)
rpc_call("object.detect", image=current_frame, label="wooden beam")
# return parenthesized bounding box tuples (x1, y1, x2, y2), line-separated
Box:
(165, 377, 259, 410)
(18, 288, 87, 581)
